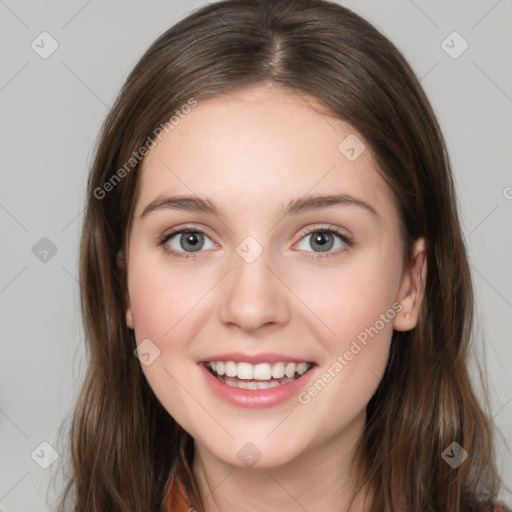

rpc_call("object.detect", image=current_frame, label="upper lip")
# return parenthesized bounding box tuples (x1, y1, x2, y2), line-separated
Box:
(198, 352, 314, 365)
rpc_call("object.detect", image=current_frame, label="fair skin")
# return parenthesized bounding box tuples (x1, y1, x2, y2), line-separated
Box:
(124, 82, 426, 512)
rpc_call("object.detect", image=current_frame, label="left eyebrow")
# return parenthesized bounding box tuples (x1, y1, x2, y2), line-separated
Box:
(140, 193, 379, 219)
(282, 193, 379, 217)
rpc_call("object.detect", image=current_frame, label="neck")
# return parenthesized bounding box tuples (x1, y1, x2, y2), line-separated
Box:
(191, 411, 371, 512)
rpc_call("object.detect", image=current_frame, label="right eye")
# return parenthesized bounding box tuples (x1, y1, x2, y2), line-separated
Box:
(158, 228, 217, 258)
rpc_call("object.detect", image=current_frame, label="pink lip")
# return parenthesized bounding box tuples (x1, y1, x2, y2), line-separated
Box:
(198, 362, 317, 409)
(198, 352, 313, 364)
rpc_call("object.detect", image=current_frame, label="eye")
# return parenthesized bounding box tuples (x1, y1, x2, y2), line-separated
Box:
(158, 227, 217, 258)
(158, 224, 354, 260)
(295, 225, 353, 259)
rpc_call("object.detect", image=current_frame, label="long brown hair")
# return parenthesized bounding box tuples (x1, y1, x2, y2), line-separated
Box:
(56, 0, 507, 510)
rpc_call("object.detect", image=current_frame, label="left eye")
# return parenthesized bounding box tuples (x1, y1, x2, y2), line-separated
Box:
(296, 230, 346, 253)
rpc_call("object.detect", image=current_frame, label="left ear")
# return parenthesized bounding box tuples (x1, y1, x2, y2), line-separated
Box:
(393, 237, 427, 332)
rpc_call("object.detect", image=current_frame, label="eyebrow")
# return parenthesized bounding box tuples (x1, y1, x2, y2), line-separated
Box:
(140, 193, 379, 219)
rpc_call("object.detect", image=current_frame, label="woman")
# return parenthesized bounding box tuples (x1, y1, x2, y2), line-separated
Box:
(57, 0, 510, 510)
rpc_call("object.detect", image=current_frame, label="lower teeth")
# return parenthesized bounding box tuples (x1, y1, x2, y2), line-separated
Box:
(215, 373, 299, 390)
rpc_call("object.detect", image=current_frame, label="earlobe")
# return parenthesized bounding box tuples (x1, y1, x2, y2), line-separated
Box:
(393, 237, 427, 332)
(118, 248, 134, 329)
(126, 306, 134, 330)
(124, 289, 134, 329)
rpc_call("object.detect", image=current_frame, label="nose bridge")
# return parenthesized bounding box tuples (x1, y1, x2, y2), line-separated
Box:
(219, 236, 290, 331)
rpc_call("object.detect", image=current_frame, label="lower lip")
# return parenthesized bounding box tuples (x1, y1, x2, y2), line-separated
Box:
(198, 363, 317, 409)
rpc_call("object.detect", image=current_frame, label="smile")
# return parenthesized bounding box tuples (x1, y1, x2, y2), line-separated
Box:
(204, 360, 313, 390)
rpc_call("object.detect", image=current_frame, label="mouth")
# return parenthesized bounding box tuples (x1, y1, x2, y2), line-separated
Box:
(203, 360, 315, 390)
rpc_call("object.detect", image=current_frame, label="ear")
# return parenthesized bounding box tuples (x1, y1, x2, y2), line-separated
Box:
(126, 301, 135, 330)
(393, 237, 427, 332)
(117, 247, 135, 330)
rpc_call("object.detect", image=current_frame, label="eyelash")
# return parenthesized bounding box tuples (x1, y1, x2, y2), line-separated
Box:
(157, 224, 354, 260)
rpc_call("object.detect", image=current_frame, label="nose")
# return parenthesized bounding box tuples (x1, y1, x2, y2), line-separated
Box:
(219, 245, 290, 333)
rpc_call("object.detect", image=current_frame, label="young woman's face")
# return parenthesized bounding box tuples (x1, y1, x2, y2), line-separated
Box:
(125, 83, 420, 468)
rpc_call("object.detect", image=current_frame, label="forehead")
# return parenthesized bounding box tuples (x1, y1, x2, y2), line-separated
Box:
(135, 84, 395, 221)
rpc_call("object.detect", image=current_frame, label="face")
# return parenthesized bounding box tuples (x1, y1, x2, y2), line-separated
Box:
(124, 83, 424, 469)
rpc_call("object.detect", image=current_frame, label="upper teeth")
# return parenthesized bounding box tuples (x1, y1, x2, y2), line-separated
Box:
(207, 361, 311, 380)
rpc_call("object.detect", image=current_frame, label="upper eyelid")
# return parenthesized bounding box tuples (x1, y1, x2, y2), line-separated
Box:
(296, 223, 350, 238)
(162, 224, 351, 246)
(162, 224, 217, 242)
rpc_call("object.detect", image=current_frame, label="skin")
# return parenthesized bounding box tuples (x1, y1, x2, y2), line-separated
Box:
(124, 82, 426, 512)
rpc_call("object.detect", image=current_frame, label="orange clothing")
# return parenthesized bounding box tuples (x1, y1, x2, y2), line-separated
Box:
(162, 469, 511, 512)
(163, 469, 191, 512)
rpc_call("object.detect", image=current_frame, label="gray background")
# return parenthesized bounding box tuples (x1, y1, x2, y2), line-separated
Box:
(1, 1, 511, 510)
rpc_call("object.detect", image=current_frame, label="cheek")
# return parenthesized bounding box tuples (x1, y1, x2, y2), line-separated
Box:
(297, 252, 401, 405)
(127, 249, 208, 342)
(302, 251, 400, 345)
(127, 251, 212, 432)
(286, 277, 397, 453)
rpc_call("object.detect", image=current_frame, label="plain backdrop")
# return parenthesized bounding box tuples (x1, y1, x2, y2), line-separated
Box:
(1, 1, 511, 510)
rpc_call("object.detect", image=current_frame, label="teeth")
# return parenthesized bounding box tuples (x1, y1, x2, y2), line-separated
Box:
(238, 362, 254, 380)
(284, 362, 295, 378)
(271, 362, 285, 378)
(206, 360, 311, 381)
(296, 362, 309, 375)
(224, 378, 293, 389)
(225, 361, 238, 378)
(253, 363, 270, 380)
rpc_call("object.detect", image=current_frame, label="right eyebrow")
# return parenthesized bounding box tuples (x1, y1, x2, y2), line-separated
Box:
(140, 195, 225, 219)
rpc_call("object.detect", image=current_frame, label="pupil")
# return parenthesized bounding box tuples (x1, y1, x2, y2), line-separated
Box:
(182, 232, 203, 252)
(312, 232, 333, 252)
